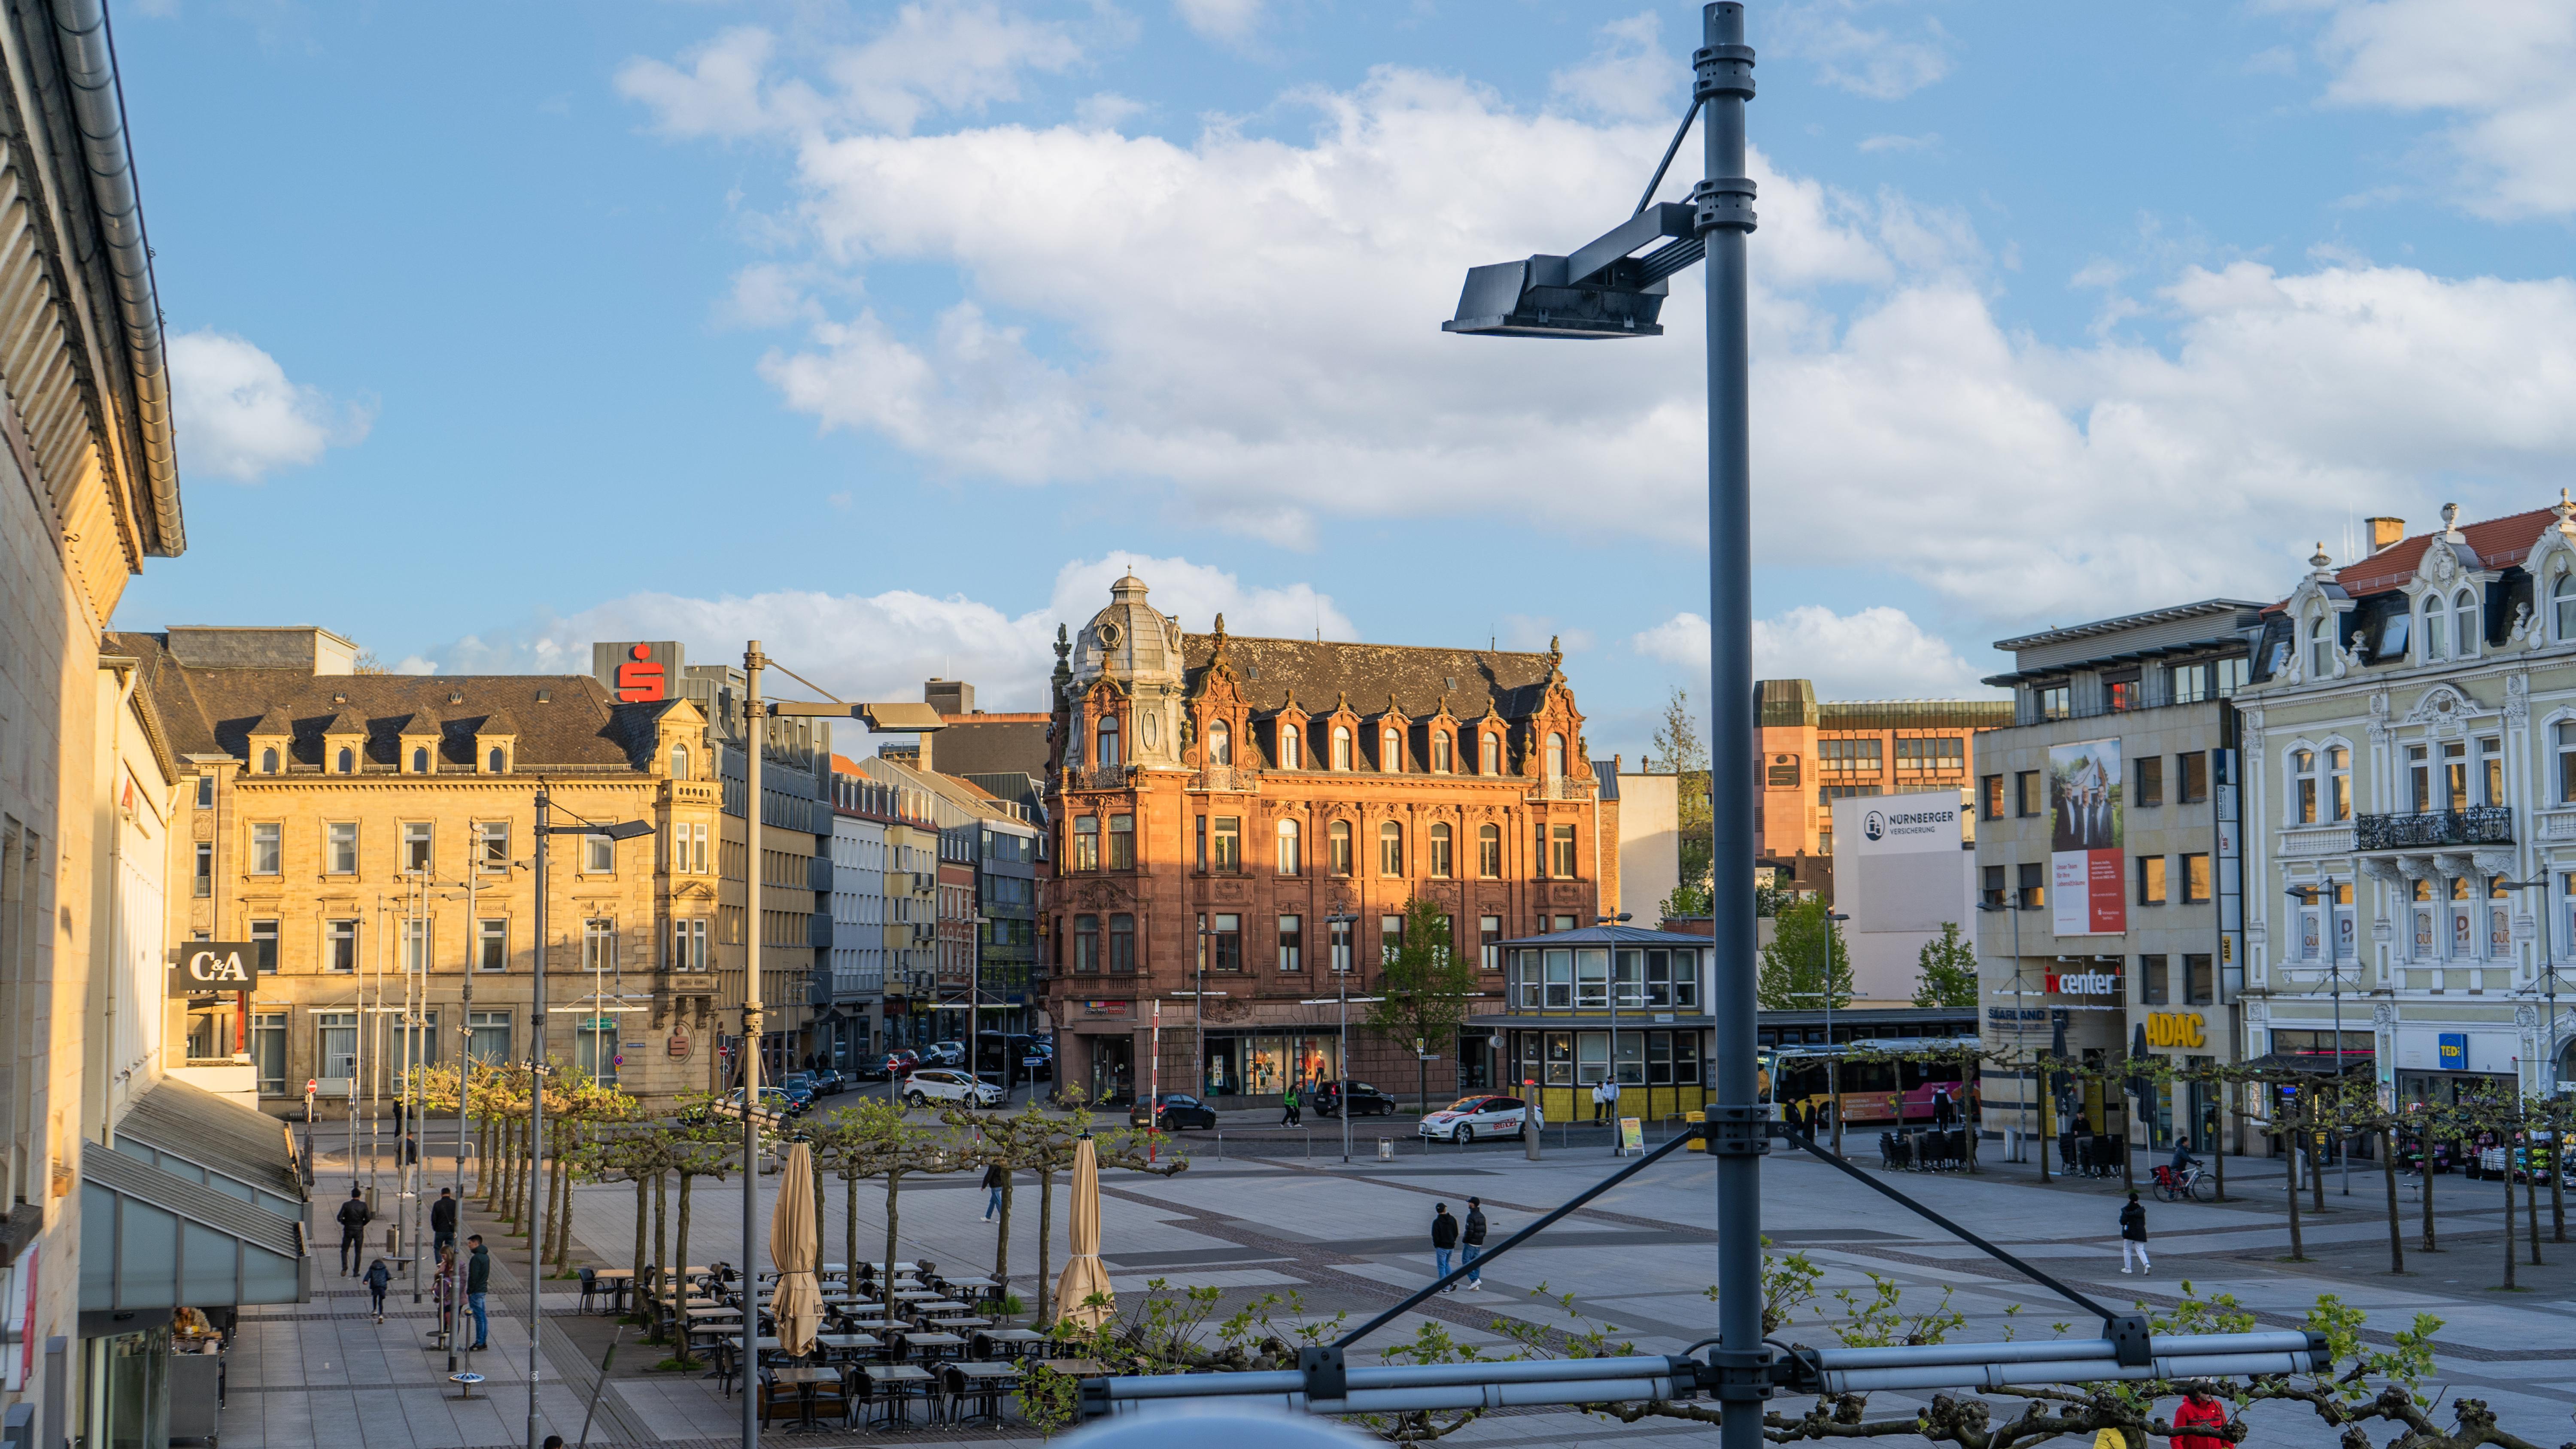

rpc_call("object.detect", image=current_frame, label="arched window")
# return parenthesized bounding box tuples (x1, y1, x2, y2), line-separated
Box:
(411, 747, 429, 774)
(671, 743, 690, 779)
(260, 747, 279, 774)
(488, 747, 506, 773)
(1379, 822, 1403, 876)
(1546, 732, 1567, 779)
(2325, 744, 2351, 822)
(1209, 720, 1231, 766)
(2308, 614, 2333, 677)
(1429, 822, 1453, 877)
(1331, 727, 1352, 771)
(1431, 734, 1452, 772)
(2556, 573, 2576, 642)
(1276, 818, 1301, 875)
(2454, 589, 2479, 658)
(1381, 727, 1403, 772)
(1327, 820, 1352, 876)
(1476, 822, 1501, 877)
(336, 747, 354, 774)
(1097, 716, 1121, 769)
(2423, 594, 2448, 661)
(1279, 723, 1302, 770)
(1480, 734, 1500, 774)
(2290, 748, 2318, 825)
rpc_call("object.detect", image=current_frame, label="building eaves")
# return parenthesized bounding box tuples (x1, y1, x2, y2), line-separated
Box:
(1991, 600, 2269, 653)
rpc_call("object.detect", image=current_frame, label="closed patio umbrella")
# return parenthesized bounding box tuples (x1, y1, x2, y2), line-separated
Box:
(1053, 1136, 1114, 1328)
(769, 1141, 823, 1357)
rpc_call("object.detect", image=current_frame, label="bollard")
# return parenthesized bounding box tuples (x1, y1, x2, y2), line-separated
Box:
(1378, 1138, 1393, 1161)
(1685, 1111, 1705, 1153)
(1525, 1120, 1540, 1160)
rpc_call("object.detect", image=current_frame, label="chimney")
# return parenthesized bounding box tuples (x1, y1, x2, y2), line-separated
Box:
(2366, 517, 2405, 553)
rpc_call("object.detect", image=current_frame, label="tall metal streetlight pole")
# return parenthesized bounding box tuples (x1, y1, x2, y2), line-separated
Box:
(1440, 8, 1761, 1428)
(1975, 899, 2031, 1160)
(1325, 911, 1361, 1163)
(2285, 877, 2353, 1196)
(1597, 914, 1632, 1151)
(2503, 876, 2567, 1097)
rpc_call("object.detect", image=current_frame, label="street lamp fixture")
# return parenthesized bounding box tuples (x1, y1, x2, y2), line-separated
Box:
(1325, 911, 1362, 1163)
(1596, 914, 1634, 1149)
(1975, 900, 2036, 1164)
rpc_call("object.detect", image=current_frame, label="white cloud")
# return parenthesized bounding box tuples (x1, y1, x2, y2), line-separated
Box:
(423, 554, 1353, 719)
(1857, 132, 1939, 154)
(1074, 92, 1146, 132)
(628, 35, 2576, 629)
(1777, 6, 1955, 101)
(1548, 12, 1676, 124)
(1636, 606, 1997, 700)
(2296, 0, 2576, 218)
(168, 329, 371, 483)
(1174, 0, 1262, 46)
(615, 3, 1082, 140)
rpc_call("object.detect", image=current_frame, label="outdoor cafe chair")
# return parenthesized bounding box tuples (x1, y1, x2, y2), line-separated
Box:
(576, 1267, 602, 1315)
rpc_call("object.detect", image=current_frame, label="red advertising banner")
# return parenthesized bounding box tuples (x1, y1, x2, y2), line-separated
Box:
(2049, 737, 2125, 937)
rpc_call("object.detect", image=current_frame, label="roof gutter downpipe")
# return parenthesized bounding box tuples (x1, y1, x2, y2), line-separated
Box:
(52, 0, 182, 556)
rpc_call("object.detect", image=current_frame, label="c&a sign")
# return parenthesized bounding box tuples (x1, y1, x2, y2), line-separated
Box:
(170, 942, 256, 995)
(2143, 1011, 2205, 1049)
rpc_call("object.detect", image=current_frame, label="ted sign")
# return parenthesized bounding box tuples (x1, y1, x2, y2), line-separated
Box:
(172, 942, 257, 995)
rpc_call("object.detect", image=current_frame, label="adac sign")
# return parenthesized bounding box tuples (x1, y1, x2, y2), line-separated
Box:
(170, 942, 256, 996)
(2143, 1011, 2205, 1049)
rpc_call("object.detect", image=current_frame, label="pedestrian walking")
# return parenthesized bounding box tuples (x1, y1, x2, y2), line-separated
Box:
(1932, 1085, 1956, 1131)
(336, 1186, 372, 1275)
(433, 1246, 457, 1344)
(466, 1234, 492, 1349)
(429, 1186, 458, 1258)
(1281, 1084, 1301, 1127)
(1602, 1079, 1622, 1122)
(1430, 1203, 1460, 1291)
(1461, 1197, 1488, 1290)
(1589, 1081, 1606, 1124)
(2119, 1190, 2150, 1276)
(981, 1162, 1007, 1222)
(2167, 1382, 2229, 1449)
(363, 1257, 392, 1322)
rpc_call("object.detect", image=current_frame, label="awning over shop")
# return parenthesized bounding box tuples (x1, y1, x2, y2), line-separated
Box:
(81, 1077, 311, 1312)
(1467, 1014, 1716, 1031)
(80, 1150, 307, 1312)
(2242, 1051, 2375, 1076)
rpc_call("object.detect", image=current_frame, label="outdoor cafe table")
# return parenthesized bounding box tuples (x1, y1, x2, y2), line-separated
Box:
(942, 1275, 998, 1291)
(975, 1329, 1045, 1359)
(592, 1267, 636, 1311)
(863, 1364, 937, 1428)
(890, 1289, 943, 1302)
(945, 1362, 1021, 1427)
(928, 1315, 992, 1332)
(814, 1334, 880, 1361)
(902, 1332, 966, 1362)
(768, 1366, 843, 1432)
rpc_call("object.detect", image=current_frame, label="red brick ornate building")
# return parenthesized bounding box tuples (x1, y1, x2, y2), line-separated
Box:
(1040, 574, 1618, 1106)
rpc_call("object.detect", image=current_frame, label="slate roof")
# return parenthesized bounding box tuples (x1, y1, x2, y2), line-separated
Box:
(106, 631, 656, 771)
(1180, 634, 1560, 721)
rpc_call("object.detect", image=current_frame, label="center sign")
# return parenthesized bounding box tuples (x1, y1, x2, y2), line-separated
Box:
(170, 942, 257, 995)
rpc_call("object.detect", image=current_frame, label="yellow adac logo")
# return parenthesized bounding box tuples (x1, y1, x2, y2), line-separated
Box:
(2145, 1012, 2205, 1049)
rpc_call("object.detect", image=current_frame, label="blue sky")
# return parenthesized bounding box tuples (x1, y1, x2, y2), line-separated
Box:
(108, 0, 2576, 764)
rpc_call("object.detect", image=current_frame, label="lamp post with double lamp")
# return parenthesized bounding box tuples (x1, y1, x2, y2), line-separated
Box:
(1975, 899, 2034, 1161)
(1324, 911, 1363, 1161)
(1785, 912, 1852, 1155)
(523, 792, 652, 1449)
(2283, 877, 2354, 1197)
(1441, 9, 1761, 1425)
(1596, 914, 1632, 1151)
(2500, 876, 2568, 1096)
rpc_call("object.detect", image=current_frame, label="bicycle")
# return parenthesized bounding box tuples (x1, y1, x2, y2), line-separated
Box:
(2151, 1162, 2207, 1203)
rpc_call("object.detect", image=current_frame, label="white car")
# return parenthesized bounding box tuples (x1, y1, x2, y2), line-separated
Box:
(904, 1067, 1003, 1109)
(1416, 1094, 1529, 1143)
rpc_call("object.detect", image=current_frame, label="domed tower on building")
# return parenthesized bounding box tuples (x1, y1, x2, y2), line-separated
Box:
(1062, 571, 1190, 780)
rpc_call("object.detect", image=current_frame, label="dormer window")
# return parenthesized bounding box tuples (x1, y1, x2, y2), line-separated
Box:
(1546, 732, 1567, 779)
(1278, 723, 1302, 770)
(1331, 726, 1352, 771)
(1209, 721, 1231, 767)
(1432, 733, 1452, 772)
(2307, 614, 2332, 678)
(671, 743, 690, 779)
(412, 747, 431, 774)
(1480, 733, 1500, 774)
(2423, 594, 2448, 661)
(1380, 727, 1402, 772)
(2555, 572, 2576, 641)
(487, 747, 507, 773)
(260, 747, 279, 774)
(336, 747, 355, 774)
(2454, 588, 2479, 658)
(1096, 717, 1121, 770)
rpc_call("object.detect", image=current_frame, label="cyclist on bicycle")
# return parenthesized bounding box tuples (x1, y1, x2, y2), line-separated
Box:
(2169, 1139, 2199, 1180)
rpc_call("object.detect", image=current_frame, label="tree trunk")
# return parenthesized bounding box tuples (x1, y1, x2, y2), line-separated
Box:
(2212, 1086, 2229, 1203)
(1036, 1168, 1056, 1324)
(2553, 1126, 2566, 1244)
(650, 1167, 671, 1342)
(2036, 1083, 2051, 1183)
(881, 1170, 905, 1315)
(548, 1123, 572, 1268)
(2309, 1096, 2325, 1215)
(2501, 1135, 2518, 1290)
(672, 1172, 697, 1362)
(811, 1149, 827, 1271)
(2420, 1129, 2439, 1253)
(631, 1173, 649, 1314)
(2381, 1125, 2404, 1275)
(2283, 1116, 2306, 1262)
(995, 1175, 1015, 1298)
(2526, 1126, 2545, 1267)
(842, 1168, 859, 1276)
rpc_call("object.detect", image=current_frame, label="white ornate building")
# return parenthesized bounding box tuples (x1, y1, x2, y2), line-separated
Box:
(2241, 501, 2576, 1105)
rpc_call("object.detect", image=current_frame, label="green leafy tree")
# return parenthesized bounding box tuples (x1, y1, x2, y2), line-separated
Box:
(1365, 899, 1476, 1113)
(1757, 897, 1853, 1010)
(1650, 687, 1712, 912)
(1910, 921, 1979, 1008)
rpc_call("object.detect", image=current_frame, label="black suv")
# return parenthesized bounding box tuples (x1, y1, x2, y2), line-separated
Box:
(1128, 1094, 1218, 1131)
(1309, 1081, 1398, 1118)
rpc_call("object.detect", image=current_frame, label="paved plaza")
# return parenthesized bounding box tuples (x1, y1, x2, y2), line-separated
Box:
(226, 1114, 2576, 1448)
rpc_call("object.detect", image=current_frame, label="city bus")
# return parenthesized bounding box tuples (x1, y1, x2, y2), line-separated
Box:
(1757, 1034, 1981, 1126)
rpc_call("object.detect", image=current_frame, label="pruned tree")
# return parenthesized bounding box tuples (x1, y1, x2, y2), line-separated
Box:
(1365, 899, 1475, 1113)
(1758, 898, 1852, 1012)
(1910, 922, 1978, 1009)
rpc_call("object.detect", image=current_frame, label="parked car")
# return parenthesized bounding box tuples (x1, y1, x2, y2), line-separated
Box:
(924, 1040, 969, 1068)
(812, 1069, 846, 1097)
(1129, 1094, 1218, 1131)
(778, 1073, 817, 1109)
(683, 1086, 801, 1124)
(1416, 1094, 1528, 1143)
(1309, 1081, 1399, 1118)
(853, 1050, 919, 1083)
(904, 1067, 1003, 1109)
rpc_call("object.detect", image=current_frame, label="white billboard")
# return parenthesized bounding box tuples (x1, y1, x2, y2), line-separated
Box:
(1832, 791, 1975, 1002)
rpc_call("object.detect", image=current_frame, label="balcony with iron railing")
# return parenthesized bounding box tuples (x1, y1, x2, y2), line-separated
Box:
(2354, 805, 2512, 851)
(1191, 765, 1261, 792)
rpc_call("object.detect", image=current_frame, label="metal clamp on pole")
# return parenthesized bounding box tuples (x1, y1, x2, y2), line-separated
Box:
(1694, 41, 1755, 102)
(1300, 1345, 1346, 1403)
(1699, 1346, 1774, 1404)
(2106, 1315, 2152, 1370)
(1691, 176, 1757, 235)
(1697, 1105, 1772, 1156)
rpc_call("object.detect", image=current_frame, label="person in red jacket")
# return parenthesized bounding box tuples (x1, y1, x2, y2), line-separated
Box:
(2169, 1382, 2230, 1449)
